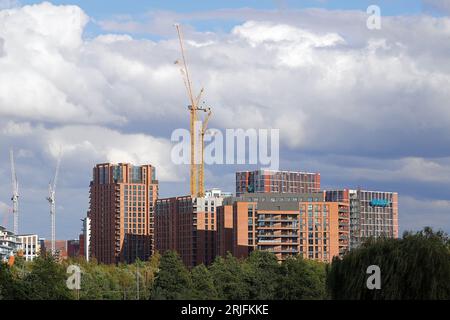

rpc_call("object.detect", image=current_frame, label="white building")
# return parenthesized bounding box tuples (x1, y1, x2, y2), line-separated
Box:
(82, 217, 91, 262)
(0, 226, 20, 262)
(205, 188, 233, 198)
(17, 234, 40, 261)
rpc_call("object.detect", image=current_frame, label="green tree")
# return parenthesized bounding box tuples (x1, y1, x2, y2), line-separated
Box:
(243, 251, 280, 300)
(278, 256, 327, 300)
(191, 264, 218, 300)
(141, 253, 160, 299)
(151, 251, 192, 300)
(23, 253, 74, 300)
(209, 253, 249, 300)
(327, 227, 450, 300)
(0, 262, 28, 300)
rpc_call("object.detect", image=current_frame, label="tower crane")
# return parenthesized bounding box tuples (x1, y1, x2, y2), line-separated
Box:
(10, 149, 19, 235)
(174, 24, 212, 197)
(47, 153, 62, 256)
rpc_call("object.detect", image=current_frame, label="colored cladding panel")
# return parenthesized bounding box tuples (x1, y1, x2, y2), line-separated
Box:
(370, 199, 391, 207)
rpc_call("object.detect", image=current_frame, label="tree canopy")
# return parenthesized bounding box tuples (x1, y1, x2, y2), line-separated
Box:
(1, 228, 448, 300)
(327, 227, 450, 300)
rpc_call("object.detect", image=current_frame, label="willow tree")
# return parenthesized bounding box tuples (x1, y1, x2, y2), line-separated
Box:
(327, 227, 450, 300)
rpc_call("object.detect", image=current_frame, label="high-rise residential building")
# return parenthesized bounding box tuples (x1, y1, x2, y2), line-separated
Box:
(88, 163, 158, 264)
(325, 189, 399, 249)
(217, 193, 350, 263)
(155, 189, 228, 267)
(236, 169, 321, 196)
(17, 234, 40, 261)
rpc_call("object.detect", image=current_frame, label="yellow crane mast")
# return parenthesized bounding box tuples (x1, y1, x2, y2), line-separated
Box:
(175, 24, 212, 197)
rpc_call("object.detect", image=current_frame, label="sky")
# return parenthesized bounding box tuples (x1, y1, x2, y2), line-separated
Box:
(0, 0, 450, 239)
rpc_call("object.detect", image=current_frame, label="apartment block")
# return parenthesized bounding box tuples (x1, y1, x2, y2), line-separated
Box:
(236, 169, 321, 196)
(17, 234, 40, 261)
(217, 193, 349, 263)
(0, 226, 19, 262)
(155, 189, 227, 267)
(43, 240, 68, 260)
(89, 163, 158, 264)
(325, 189, 399, 249)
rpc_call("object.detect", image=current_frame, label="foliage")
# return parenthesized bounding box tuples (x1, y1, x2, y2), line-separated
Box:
(2, 227, 449, 300)
(243, 251, 281, 300)
(278, 256, 327, 300)
(191, 264, 218, 300)
(151, 250, 192, 300)
(209, 253, 250, 300)
(327, 227, 450, 300)
(23, 253, 74, 300)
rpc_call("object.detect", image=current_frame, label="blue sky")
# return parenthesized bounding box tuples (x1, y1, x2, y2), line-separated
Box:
(19, 0, 425, 16)
(0, 0, 449, 239)
(18, 0, 429, 38)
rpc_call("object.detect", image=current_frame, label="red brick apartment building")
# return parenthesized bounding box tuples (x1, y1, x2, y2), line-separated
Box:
(155, 189, 229, 267)
(236, 170, 321, 196)
(42, 240, 68, 260)
(88, 163, 158, 264)
(217, 193, 350, 263)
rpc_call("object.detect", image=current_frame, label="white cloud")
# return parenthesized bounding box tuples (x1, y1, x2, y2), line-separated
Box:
(1, 3, 450, 156)
(300, 155, 450, 185)
(0, 0, 19, 10)
(0, 201, 11, 228)
(0, 121, 182, 182)
(423, 0, 450, 14)
(1, 3, 450, 236)
(43, 125, 182, 182)
(400, 196, 450, 233)
(2, 121, 33, 136)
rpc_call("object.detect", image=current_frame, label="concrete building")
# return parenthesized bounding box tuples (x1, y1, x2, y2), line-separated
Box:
(325, 189, 399, 249)
(217, 193, 349, 263)
(155, 189, 228, 267)
(0, 226, 19, 262)
(17, 234, 40, 261)
(236, 169, 321, 196)
(89, 163, 158, 264)
(79, 217, 91, 261)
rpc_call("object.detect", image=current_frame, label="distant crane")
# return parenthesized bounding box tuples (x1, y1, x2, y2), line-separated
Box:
(174, 24, 212, 197)
(10, 149, 19, 235)
(47, 153, 62, 256)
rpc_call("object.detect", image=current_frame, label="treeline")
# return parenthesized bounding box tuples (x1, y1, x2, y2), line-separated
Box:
(0, 250, 327, 300)
(1, 227, 449, 300)
(328, 227, 450, 300)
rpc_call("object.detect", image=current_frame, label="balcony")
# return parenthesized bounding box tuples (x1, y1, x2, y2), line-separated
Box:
(274, 249, 299, 254)
(258, 223, 299, 230)
(258, 239, 282, 244)
(258, 218, 297, 223)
